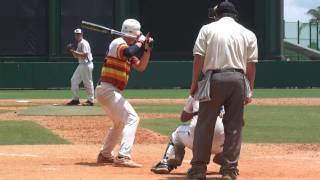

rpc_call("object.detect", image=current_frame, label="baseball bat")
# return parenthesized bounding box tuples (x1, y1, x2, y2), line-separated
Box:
(81, 21, 154, 43)
(81, 21, 136, 39)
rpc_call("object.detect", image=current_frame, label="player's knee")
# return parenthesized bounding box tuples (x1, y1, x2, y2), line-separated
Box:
(171, 131, 177, 144)
(125, 114, 139, 127)
(71, 78, 79, 86)
(83, 80, 93, 88)
(132, 114, 140, 125)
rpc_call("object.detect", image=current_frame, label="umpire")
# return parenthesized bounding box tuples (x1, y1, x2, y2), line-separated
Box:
(188, 1, 258, 180)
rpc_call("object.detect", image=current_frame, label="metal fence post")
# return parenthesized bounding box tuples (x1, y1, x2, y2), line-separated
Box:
(317, 21, 319, 50)
(48, 0, 60, 58)
(297, 20, 300, 44)
(309, 22, 312, 49)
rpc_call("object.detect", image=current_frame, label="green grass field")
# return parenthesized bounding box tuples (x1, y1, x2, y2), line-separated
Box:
(0, 121, 69, 145)
(243, 106, 320, 143)
(1, 89, 320, 144)
(17, 104, 182, 116)
(140, 105, 320, 143)
(0, 88, 320, 99)
(135, 104, 184, 113)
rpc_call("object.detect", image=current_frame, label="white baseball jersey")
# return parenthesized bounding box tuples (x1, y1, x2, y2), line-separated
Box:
(76, 38, 93, 63)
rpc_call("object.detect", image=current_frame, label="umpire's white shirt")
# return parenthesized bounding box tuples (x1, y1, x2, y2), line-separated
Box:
(193, 17, 258, 74)
(76, 38, 93, 63)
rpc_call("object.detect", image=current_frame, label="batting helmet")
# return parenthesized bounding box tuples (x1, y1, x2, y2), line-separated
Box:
(121, 19, 141, 37)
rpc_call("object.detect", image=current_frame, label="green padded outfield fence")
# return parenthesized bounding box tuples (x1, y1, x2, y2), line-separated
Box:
(0, 61, 319, 89)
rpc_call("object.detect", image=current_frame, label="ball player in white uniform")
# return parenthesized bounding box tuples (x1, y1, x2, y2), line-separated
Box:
(151, 96, 225, 174)
(67, 28, 94, 106)
(95, 19, 153, 168)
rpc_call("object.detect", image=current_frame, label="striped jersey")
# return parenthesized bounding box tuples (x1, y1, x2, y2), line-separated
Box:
(100, 38, 131, 91)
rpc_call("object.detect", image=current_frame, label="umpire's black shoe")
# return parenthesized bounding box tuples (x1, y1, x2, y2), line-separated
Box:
(212, 153, 223, 166)
(66, 100, 80, 106)
(221, 168, 239, 180)
(186, 165, 207, 179)
(82, 100, 94, 106)
(151, 161, 174, 174)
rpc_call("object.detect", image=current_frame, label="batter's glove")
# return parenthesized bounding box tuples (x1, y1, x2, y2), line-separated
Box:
(144, 32, 154, 50)
(66, 43, 75, 52)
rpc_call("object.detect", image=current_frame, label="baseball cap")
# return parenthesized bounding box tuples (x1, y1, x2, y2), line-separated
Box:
(74, 28, 82, 34)
(217, 0, 238, 16)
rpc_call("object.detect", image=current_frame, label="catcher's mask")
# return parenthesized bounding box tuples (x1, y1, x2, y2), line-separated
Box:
(208, 5, 218, 19)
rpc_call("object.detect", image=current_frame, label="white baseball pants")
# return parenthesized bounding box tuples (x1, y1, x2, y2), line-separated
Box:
(71, 62, 94, 102)
(96, 82, 139, 158)
(172, 116, 225, 154)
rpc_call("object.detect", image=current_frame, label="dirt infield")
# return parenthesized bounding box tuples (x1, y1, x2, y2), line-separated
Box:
(0, 144, 319, 180)
(0, 98, 320, 179)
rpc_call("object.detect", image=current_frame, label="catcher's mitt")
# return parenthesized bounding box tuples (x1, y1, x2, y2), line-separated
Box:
(66, 43, 75, 52)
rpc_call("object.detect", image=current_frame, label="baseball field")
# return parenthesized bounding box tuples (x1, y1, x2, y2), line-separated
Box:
(0, 89, 320, 180)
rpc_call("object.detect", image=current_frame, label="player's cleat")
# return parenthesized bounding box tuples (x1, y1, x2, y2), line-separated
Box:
(113, 155, 142, 168)
(66, 99, 80, 106)
(151, 161, 174, 174)
(82, 100, 94, 106)
(96, 152, 114, 164)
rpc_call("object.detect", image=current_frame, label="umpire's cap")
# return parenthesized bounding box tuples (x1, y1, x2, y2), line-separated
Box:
(217, 0, 238, 18)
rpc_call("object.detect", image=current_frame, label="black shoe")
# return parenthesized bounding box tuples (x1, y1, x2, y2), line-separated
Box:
(82, 100, 94, 106)
(186, 165, 207, 179)
(151, 161, 174, 174)
(221, 168, 239, 180)
(66, 100, 80, 106)
(212, 153, 223, 166)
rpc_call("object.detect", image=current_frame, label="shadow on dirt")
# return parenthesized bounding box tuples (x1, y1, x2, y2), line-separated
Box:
(163, 171, 221, 180)
(75, 162, 109, 167)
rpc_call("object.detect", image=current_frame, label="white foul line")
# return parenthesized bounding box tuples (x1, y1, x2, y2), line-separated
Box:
(0, 153, 40, 157)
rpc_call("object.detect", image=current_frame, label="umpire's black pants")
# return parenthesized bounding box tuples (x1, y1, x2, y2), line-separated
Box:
(191, 70, 245, 170)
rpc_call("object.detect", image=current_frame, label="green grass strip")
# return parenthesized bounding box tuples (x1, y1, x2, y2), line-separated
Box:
(0, 110, 12, 114)
(141, 118, 182, 135)
(17, 105, 106, 116)
(253, 88, 320, 98)
(0, 121, 69, 145)
(0, 88, 320, 99)
(134, 104, 183, 113)
(243, 105, 320, 143)
(16, 104, 180, 116)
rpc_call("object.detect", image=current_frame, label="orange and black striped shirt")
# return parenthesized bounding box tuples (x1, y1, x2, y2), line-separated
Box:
(100, 38, 131, 91)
